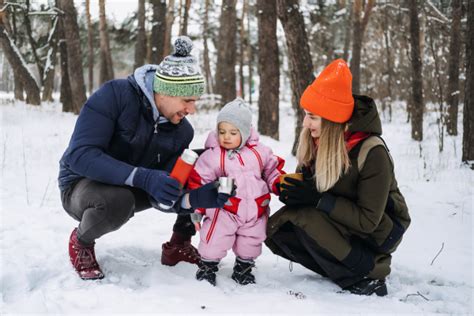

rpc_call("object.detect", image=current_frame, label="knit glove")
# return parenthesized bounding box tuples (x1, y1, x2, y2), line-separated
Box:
(189, 181, 231, 209)
(133, 167, 182, 207)
(279, 177, 322, 206)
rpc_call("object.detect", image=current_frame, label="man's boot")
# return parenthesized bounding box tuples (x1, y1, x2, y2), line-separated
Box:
(196, 260, 219, 286)
(231, 257, 256, 285)
(161, 232, 200, 266)
(68, 228, 104, 280)
(343, 278, 387, 296)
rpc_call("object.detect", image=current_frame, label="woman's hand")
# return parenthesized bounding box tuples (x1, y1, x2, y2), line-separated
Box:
(279, 177, 322, 206)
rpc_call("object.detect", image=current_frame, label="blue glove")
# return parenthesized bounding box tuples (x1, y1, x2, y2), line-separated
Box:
(133, 167, 182, 206)
(189, 181, 231, 209)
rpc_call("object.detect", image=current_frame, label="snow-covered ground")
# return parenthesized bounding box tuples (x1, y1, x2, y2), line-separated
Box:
(0, 94, 472, 315)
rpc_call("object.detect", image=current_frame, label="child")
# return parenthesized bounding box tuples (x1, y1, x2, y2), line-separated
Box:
(187, 98, 285, 286)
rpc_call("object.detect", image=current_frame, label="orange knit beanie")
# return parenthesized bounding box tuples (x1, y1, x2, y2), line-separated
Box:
(300, 59, 354, 123)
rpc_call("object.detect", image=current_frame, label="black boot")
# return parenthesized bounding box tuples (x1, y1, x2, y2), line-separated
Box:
(196, 260, 219, 286)
(231, 257, 256, 285)
(343, 278, 387, 297)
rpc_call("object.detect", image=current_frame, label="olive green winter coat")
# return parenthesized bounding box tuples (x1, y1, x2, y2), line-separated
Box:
(265, 95, 410, 282)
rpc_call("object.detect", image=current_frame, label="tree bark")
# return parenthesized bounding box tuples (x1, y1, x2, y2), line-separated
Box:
(247, 2, 253, 104)
(257, 0, 279, 140)
(99, 0, 114, 84)
(203, 0, 213, 94)
(86, 0, 94, 93)
(350, 0, 375, 94)
(150, 0, 167, 64)
(180, 0, 191, 35)
(58, 0, 87, 114)
(134, 0, 147, 69)
(408, 0, 424, 141)
(24, 0, 44, 81)
(277, 0, 314, 155)
(462, 0, 474, 164)
(41, 17, 59, 102)
(0, 26, 41, 105)
(446, 0, 462, 136)
(343, 1, 352, 61)
(163, 0, 175, 57)
(238, 0, 247, 99)
(382, 4, 393, 121)
(0, 2, 24, 101)
(58, 14, 74, 113)
(215, 0, 237, 106)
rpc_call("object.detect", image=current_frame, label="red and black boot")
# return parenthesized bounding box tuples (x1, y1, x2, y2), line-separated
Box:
(161, 232, 200, 266)
(69, 228, 104, 280)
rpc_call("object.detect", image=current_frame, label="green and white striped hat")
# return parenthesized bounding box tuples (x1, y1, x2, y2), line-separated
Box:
(153, 36, 205, 97)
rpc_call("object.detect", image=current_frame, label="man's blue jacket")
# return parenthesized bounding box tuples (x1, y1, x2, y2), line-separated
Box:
(58, 65, 194, 192)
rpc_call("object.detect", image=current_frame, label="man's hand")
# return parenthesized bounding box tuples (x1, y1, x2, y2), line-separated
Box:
(133, 167, 182, 206)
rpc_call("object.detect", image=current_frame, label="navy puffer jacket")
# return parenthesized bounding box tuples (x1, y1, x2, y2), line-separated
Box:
(58, 67, 193, 191)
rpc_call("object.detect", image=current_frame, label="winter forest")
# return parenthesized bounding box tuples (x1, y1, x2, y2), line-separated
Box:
(1, 0, 473, 315)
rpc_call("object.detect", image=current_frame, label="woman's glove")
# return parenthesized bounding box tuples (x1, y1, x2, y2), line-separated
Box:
(279, 177, 322, 206)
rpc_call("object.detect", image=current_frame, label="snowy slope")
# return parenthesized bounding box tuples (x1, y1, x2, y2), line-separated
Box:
(0, 95, 472, 315)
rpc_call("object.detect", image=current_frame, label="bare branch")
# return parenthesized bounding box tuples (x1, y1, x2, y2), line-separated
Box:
(430, 242, 445, 265)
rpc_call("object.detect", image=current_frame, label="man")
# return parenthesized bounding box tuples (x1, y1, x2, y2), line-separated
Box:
(59, 36, 230, 280)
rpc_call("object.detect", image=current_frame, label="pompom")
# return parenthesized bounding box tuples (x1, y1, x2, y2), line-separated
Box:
(173, 36, 193, 57)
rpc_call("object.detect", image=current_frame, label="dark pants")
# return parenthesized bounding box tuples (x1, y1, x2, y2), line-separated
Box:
(266, 212, 392, 289)
(61, 178, 195, 245)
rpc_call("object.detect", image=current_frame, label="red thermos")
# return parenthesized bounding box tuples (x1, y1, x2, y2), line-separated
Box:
(158, 149, 198, 210)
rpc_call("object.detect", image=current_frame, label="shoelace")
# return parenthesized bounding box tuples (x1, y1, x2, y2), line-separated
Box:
(74, 247, 99, 270)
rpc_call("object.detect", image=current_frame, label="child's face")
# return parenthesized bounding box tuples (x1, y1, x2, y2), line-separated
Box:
(218, 122, 242, 150)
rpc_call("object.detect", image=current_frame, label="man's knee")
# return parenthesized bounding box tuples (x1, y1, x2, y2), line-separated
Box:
(103, 187, 136, 229)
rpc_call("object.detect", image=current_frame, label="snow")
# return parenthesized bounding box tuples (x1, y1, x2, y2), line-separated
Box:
(0, 95, 472, 315)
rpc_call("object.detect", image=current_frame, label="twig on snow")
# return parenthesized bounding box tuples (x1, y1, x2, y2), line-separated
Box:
(430, 242, 444, 266)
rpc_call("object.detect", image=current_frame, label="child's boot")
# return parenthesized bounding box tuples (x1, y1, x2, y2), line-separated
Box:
(196, 259, 219, 286)
(231, 257, 256, 285)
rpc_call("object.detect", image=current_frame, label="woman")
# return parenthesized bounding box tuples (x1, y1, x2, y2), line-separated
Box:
(265, 59, 410, 296)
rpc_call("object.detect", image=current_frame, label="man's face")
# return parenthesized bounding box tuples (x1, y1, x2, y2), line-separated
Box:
(154, 94, 198, 124)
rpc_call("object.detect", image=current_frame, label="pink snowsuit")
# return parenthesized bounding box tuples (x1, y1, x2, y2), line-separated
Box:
(188, 128, 285, 261)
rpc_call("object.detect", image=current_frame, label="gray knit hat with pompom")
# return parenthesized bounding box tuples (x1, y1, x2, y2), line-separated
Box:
(153, 36, 205, 97)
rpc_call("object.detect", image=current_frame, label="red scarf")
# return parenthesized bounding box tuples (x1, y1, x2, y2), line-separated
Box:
(312, 131, 371, 152)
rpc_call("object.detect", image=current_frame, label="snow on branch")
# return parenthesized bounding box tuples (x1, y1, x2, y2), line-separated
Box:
(425, 0, 450, 24)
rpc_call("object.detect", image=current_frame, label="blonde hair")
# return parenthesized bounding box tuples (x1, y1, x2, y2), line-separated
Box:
(296, 119, 350, 192)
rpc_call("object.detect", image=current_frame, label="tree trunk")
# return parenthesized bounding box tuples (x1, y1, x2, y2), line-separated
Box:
(257, 0, 279, 140)
(163, 0, 175, 57)
(58, 14, 74, 113)
(58, 0, 87, 114)
(150, 0, 167, 64)
(134, 0, 147, 69)
(1, 3, 24, 101)
(247, 3, 253, 104)
(382, 5, 393, 121)
(408, 0, 424, 141)
(342, 1, 352, 61)
(238, 0, 247, 99)
(350, 0, 375, 94)
(215, 0, 237, 106)
(99, 0, 114, 84)
(277, 0, 314, 155)
(180, 0, 191, 36)
(446, 0, 462, 136)
(86, 0, 94, 93)
(25, 0, 44, 81)
(203, 0, 213, 94)
(0, 26, 41, 105)
(462, 0, 474, 164)
(41, 17, 59, 102)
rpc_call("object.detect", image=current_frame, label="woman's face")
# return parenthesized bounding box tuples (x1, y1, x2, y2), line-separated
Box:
(302, 111, 322, 138)
(218, 122, 242, 150)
